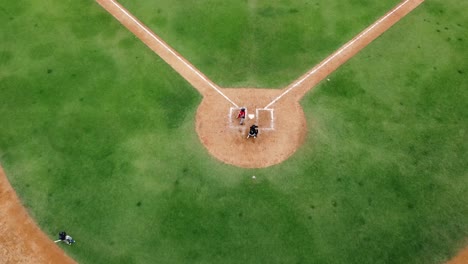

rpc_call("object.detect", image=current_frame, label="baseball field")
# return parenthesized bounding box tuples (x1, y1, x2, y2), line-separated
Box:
(0, 0, 467, 263)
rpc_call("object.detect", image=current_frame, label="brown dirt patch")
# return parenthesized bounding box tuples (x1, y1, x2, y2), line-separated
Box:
(447, 246, 468, 264)
(0, 167, 76, 263)
(196, 88, 307, 168)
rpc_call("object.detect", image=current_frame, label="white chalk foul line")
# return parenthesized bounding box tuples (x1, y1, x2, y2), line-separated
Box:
(264, 0, 413, 109)
(108, 0, 239, 108)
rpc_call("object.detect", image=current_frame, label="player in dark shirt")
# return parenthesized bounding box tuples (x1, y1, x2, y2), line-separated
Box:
(58, 231, 75, 245)
(247, 125, 258, 138)
(59, 231, 66, 241)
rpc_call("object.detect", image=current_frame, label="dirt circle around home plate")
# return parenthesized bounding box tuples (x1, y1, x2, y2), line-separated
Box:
(195, 88, 307, 168)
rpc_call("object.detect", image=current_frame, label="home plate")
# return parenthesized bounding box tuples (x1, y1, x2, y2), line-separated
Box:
(248, 114, 255, 119)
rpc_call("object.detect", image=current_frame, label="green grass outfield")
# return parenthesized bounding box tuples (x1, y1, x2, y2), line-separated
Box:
(118, 0, 400, 88)
(0, 0, 467, 263)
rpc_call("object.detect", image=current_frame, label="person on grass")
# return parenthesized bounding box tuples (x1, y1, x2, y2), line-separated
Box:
(58, 231, 75, 245)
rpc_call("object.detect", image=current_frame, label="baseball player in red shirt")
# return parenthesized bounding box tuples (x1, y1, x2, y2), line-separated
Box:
(237, 108, 246, 125)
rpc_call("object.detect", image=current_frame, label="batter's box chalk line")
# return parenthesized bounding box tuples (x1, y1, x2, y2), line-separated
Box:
(229, 107, 275, 130)
(229, 107, 249, 129)
(256, 108, 275, 131)
(228, 107, 243, 128)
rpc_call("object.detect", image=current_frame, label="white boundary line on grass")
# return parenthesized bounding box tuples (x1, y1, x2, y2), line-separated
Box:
(264, 0, 412, 109)
(108, 0, 239, 108)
